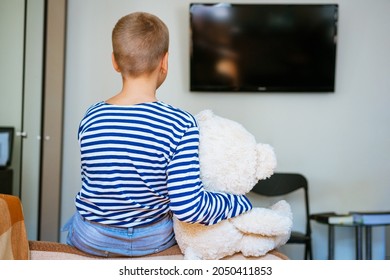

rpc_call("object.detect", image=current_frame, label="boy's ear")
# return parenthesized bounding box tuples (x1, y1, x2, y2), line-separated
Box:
(111, 53, 121, 73)
(160, 52, 168, 74)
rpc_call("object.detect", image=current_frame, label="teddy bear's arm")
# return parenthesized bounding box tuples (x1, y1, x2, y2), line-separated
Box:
(230, 200, 293, 236)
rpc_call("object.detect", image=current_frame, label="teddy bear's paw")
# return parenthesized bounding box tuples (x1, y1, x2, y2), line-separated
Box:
(274, 231, 291, 248)
(240, 235, 276, 257)
(230, 207, 292, 236)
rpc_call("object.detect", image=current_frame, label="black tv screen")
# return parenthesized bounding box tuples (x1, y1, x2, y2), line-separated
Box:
(190, 3, 338, 92)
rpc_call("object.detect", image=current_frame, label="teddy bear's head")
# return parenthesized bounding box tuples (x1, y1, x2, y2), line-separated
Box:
(196, 110, 277, 195)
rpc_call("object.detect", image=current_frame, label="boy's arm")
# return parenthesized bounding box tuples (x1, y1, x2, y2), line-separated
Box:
(166, 126, 252, 225)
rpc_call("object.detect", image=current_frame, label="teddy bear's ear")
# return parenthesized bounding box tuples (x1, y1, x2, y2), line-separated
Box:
(256, 143, 277, 180)
(195, 109, 214, 122)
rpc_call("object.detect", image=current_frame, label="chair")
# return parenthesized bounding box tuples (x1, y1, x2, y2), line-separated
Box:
(0, 194, 29, 259)
(251, 172, 313, 260)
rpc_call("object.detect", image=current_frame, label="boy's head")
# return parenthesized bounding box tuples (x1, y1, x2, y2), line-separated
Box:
(112, 12, 169, 77)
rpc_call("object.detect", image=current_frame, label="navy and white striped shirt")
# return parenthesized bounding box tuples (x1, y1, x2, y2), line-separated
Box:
(75, 101, 252, 227)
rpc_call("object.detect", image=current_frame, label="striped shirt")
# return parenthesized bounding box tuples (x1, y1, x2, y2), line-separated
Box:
(75, 101, 252, 227)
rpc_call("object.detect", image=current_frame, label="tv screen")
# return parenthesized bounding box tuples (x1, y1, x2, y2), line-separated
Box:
(190, 3, 338, 92)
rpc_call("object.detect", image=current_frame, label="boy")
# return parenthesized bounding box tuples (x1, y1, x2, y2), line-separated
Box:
(64, 12, 252, 257)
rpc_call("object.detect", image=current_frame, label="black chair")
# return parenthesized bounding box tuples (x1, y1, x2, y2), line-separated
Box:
(251, 172, 313, 260)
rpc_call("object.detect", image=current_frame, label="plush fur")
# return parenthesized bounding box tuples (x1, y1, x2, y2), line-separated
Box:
(173, 110, 293, 260)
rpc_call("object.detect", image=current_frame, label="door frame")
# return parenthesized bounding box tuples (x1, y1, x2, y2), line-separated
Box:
(38, 0, 67, 242)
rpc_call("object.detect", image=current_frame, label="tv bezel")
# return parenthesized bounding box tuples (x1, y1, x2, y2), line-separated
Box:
(189, 3, 338, 93)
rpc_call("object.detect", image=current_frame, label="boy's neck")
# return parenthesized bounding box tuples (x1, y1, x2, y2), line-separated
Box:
(106, 75, 159, 106)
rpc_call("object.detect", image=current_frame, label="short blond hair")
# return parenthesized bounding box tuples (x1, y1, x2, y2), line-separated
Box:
(112, 12, 169, 77)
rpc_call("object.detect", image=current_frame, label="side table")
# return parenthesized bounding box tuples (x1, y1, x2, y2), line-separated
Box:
(310, 212, 389, 260)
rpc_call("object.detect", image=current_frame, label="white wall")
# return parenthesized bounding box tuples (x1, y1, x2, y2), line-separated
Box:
(0, 0, 24, 195)
(61, 0, 390, 259)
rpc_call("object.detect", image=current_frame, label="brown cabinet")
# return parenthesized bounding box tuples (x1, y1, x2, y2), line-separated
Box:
(0, 169, 13, 195)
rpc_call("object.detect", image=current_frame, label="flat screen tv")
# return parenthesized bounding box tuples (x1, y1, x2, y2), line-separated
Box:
(190, 3, 338, 92)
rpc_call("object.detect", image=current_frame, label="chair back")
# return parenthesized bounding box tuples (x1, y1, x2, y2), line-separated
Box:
(252, 173, 308, 196)
(251, 172, 312, 259)
(252, 173, 310, 221)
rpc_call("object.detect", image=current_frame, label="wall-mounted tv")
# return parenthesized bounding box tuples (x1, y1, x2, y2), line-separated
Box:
(190, 3, 338, 92)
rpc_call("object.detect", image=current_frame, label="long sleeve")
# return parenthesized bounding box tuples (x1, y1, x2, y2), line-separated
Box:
(167, 126, 252, 225)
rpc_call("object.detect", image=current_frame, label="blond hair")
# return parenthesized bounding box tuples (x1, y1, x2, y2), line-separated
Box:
(112, 12, 169, 77)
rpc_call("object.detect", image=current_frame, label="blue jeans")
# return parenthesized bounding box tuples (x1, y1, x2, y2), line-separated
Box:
(62, 212, 176, 257)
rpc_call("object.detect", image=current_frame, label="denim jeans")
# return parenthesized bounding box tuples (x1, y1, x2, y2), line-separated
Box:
(62, 212, 176, 257)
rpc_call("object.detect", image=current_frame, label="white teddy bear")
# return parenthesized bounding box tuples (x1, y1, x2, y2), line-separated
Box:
(173, 110, 293, 260)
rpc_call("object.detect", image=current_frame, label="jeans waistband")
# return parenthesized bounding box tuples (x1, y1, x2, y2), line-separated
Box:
(79, 212, 171, 230)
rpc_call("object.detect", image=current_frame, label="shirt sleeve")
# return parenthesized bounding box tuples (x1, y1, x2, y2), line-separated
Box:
(166, 125, 252, 225)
